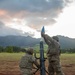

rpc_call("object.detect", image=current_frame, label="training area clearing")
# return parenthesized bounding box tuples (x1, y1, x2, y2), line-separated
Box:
(0, 53, 75, 75)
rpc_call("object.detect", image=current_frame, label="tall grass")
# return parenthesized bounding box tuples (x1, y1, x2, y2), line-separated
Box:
(0, 53, 75, 64)
(60, 53, 75, 64)
(0, 53, 24, 61)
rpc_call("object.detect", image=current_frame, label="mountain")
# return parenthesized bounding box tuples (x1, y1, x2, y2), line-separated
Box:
(58, 35, 75, 49)
(0, 35, 40, 47)
(0, 35, 75, 49)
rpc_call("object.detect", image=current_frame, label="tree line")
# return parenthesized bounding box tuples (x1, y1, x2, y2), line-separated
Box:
(0, 46, 75, 53)
(61, 48, 75, 53)
(0, 46, 26, 53)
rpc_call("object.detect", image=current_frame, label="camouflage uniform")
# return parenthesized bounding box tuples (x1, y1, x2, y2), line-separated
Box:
(19, 48, 39, 75)
(42, 34, 64, 75)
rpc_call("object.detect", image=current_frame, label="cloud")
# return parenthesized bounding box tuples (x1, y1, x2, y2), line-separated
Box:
(0, 21, 22, 36)
(0, 21, 5, 28)
(0, 20, 35, 36)
(0, 0, 74, 36)
(0, 0, 72, 12)
(0, 0, 63, 12)
(23, 32, 34, 36)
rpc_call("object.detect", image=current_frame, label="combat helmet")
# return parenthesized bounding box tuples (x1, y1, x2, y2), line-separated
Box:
(52, 36, 59, 42)
(26, 48, 34, 55)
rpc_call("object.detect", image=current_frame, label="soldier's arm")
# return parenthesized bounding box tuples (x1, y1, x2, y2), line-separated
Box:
(34, 59, 40, 68)
(41, 33, 53, 45)
(32, 56, 40, 68)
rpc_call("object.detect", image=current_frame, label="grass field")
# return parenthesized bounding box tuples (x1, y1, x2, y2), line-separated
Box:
(0, 53, 75, 75)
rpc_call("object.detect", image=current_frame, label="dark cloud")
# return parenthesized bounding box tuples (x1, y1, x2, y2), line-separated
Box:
(0, 0, 72, 12)
(0, 0, 64, 12)
(0, 0, 73, 31)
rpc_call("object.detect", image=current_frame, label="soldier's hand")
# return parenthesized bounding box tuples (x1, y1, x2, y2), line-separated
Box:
(37, 64, 40, 68)
(41, 32, 45, 37)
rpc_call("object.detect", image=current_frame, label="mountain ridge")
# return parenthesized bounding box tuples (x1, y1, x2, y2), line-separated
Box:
(0, 35, 75, 49)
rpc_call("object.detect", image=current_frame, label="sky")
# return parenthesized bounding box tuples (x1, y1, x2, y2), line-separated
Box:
(0, 0, 75, 38)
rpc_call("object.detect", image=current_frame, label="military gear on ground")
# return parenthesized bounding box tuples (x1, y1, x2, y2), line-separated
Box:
(42, 33, 64, 75)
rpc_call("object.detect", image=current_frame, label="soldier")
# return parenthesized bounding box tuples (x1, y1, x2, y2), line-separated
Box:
(41, 33, 64, 75)
(19, 48, 40, 75)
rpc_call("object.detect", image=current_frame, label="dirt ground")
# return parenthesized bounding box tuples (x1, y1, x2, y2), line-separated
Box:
(0, 60, 75, 75)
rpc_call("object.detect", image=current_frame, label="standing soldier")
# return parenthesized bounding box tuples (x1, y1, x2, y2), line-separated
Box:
(41, 32, 64, 75)
(19, 48, 40, 75)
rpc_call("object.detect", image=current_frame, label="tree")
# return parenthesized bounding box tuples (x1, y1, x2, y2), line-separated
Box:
(0, 46, 4, 52)
(5, 46, 13, 53)
(12, 46, 21, 52)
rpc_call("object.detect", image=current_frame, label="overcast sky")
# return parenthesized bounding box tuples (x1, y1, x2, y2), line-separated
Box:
(0, 0, 75, 38)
